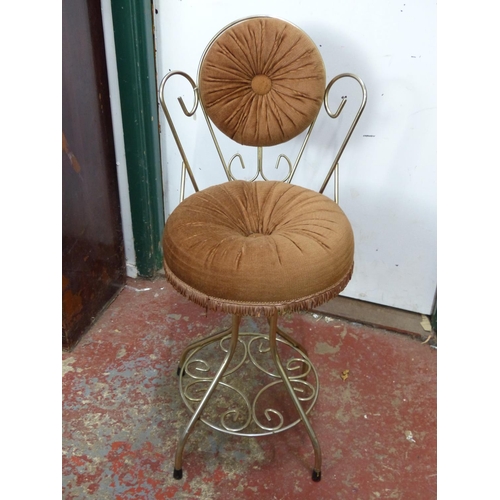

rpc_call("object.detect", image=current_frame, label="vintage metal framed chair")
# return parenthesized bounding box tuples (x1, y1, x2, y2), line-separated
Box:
(159, 16, 367, 482)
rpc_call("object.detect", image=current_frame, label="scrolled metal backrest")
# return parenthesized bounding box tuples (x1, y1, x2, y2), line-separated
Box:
(159, 16, 367, 203)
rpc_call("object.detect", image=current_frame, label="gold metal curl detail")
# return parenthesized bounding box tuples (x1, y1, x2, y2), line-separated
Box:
(227, 149, 293, 183)
(320, 73, 368, 194)
(228, 154, 258, 182)
(159, 70, 367, 202)
(159, 71, 200, 196)
(178, 332, 319, 437)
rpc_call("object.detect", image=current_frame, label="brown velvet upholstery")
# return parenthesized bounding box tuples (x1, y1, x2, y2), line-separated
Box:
(163, 181, 354, 317)
(162, 18, 355, 317)
(199, 17, 326, 147)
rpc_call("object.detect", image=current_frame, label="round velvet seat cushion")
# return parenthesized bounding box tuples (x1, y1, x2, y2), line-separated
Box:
(162, 181, 354, 316)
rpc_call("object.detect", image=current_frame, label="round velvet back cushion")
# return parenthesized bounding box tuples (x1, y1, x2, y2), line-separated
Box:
(198, 17, 326, 147)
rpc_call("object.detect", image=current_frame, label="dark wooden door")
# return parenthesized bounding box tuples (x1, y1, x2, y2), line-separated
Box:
(62, 0, 126, 350)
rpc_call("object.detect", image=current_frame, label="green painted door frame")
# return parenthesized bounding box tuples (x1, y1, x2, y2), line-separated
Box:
(111, 0, 164, 277)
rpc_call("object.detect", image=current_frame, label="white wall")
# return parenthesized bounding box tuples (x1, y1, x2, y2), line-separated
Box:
(154, 0, 437, 314)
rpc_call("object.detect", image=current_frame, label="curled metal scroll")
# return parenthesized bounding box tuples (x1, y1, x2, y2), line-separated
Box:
(227, 148, 294, 183)
(252, 379, 317, 432)
(247, 336, 312, 380)
(260, 154, 293, 182)
(159, 71, 200, 196)
(158, 70, 318, 190)
(228, 154, 258, 183)
(178, 332, 319, 437)
(319, 73, 368, 194)
(158, 70, 367, 199)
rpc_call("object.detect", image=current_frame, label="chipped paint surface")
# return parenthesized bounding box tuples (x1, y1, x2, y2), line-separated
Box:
(62, 132, 82, 174)
(63, 277, 437, 499)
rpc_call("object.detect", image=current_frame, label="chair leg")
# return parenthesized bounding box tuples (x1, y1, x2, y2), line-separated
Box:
(268, 312, 322, 482)
(173, 314, 241, 479)
(275, 324, 309, 357)
(274, 324, 310, 378)
(176, 326, 232, 376)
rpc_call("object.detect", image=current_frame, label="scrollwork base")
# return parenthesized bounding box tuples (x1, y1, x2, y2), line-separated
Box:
(178, 332, 319, 437)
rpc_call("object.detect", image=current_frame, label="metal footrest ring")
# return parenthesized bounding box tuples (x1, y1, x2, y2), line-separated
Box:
(178, 331, 320, 437)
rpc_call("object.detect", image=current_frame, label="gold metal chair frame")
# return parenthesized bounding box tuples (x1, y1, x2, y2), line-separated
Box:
(159, 16, 367, 483)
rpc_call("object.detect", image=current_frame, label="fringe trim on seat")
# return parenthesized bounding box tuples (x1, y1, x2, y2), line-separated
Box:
(162, 259, 354, 318)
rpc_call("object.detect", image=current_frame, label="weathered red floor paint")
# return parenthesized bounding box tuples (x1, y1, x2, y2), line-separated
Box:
(63, 277, 437, 499)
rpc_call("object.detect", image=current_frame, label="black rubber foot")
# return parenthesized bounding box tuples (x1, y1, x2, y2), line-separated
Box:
(312, 470, 322, 482)
(176, 366, 181, 376)
(173, 468, 183, 480)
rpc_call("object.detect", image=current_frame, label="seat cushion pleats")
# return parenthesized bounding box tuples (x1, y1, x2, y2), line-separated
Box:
(163, 181, 354, 316)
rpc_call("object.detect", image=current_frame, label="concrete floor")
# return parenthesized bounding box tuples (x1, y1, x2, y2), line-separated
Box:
(62, 276, 437, 499)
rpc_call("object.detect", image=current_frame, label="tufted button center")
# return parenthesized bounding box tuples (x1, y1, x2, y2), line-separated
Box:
(251, 74, 272, 95)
